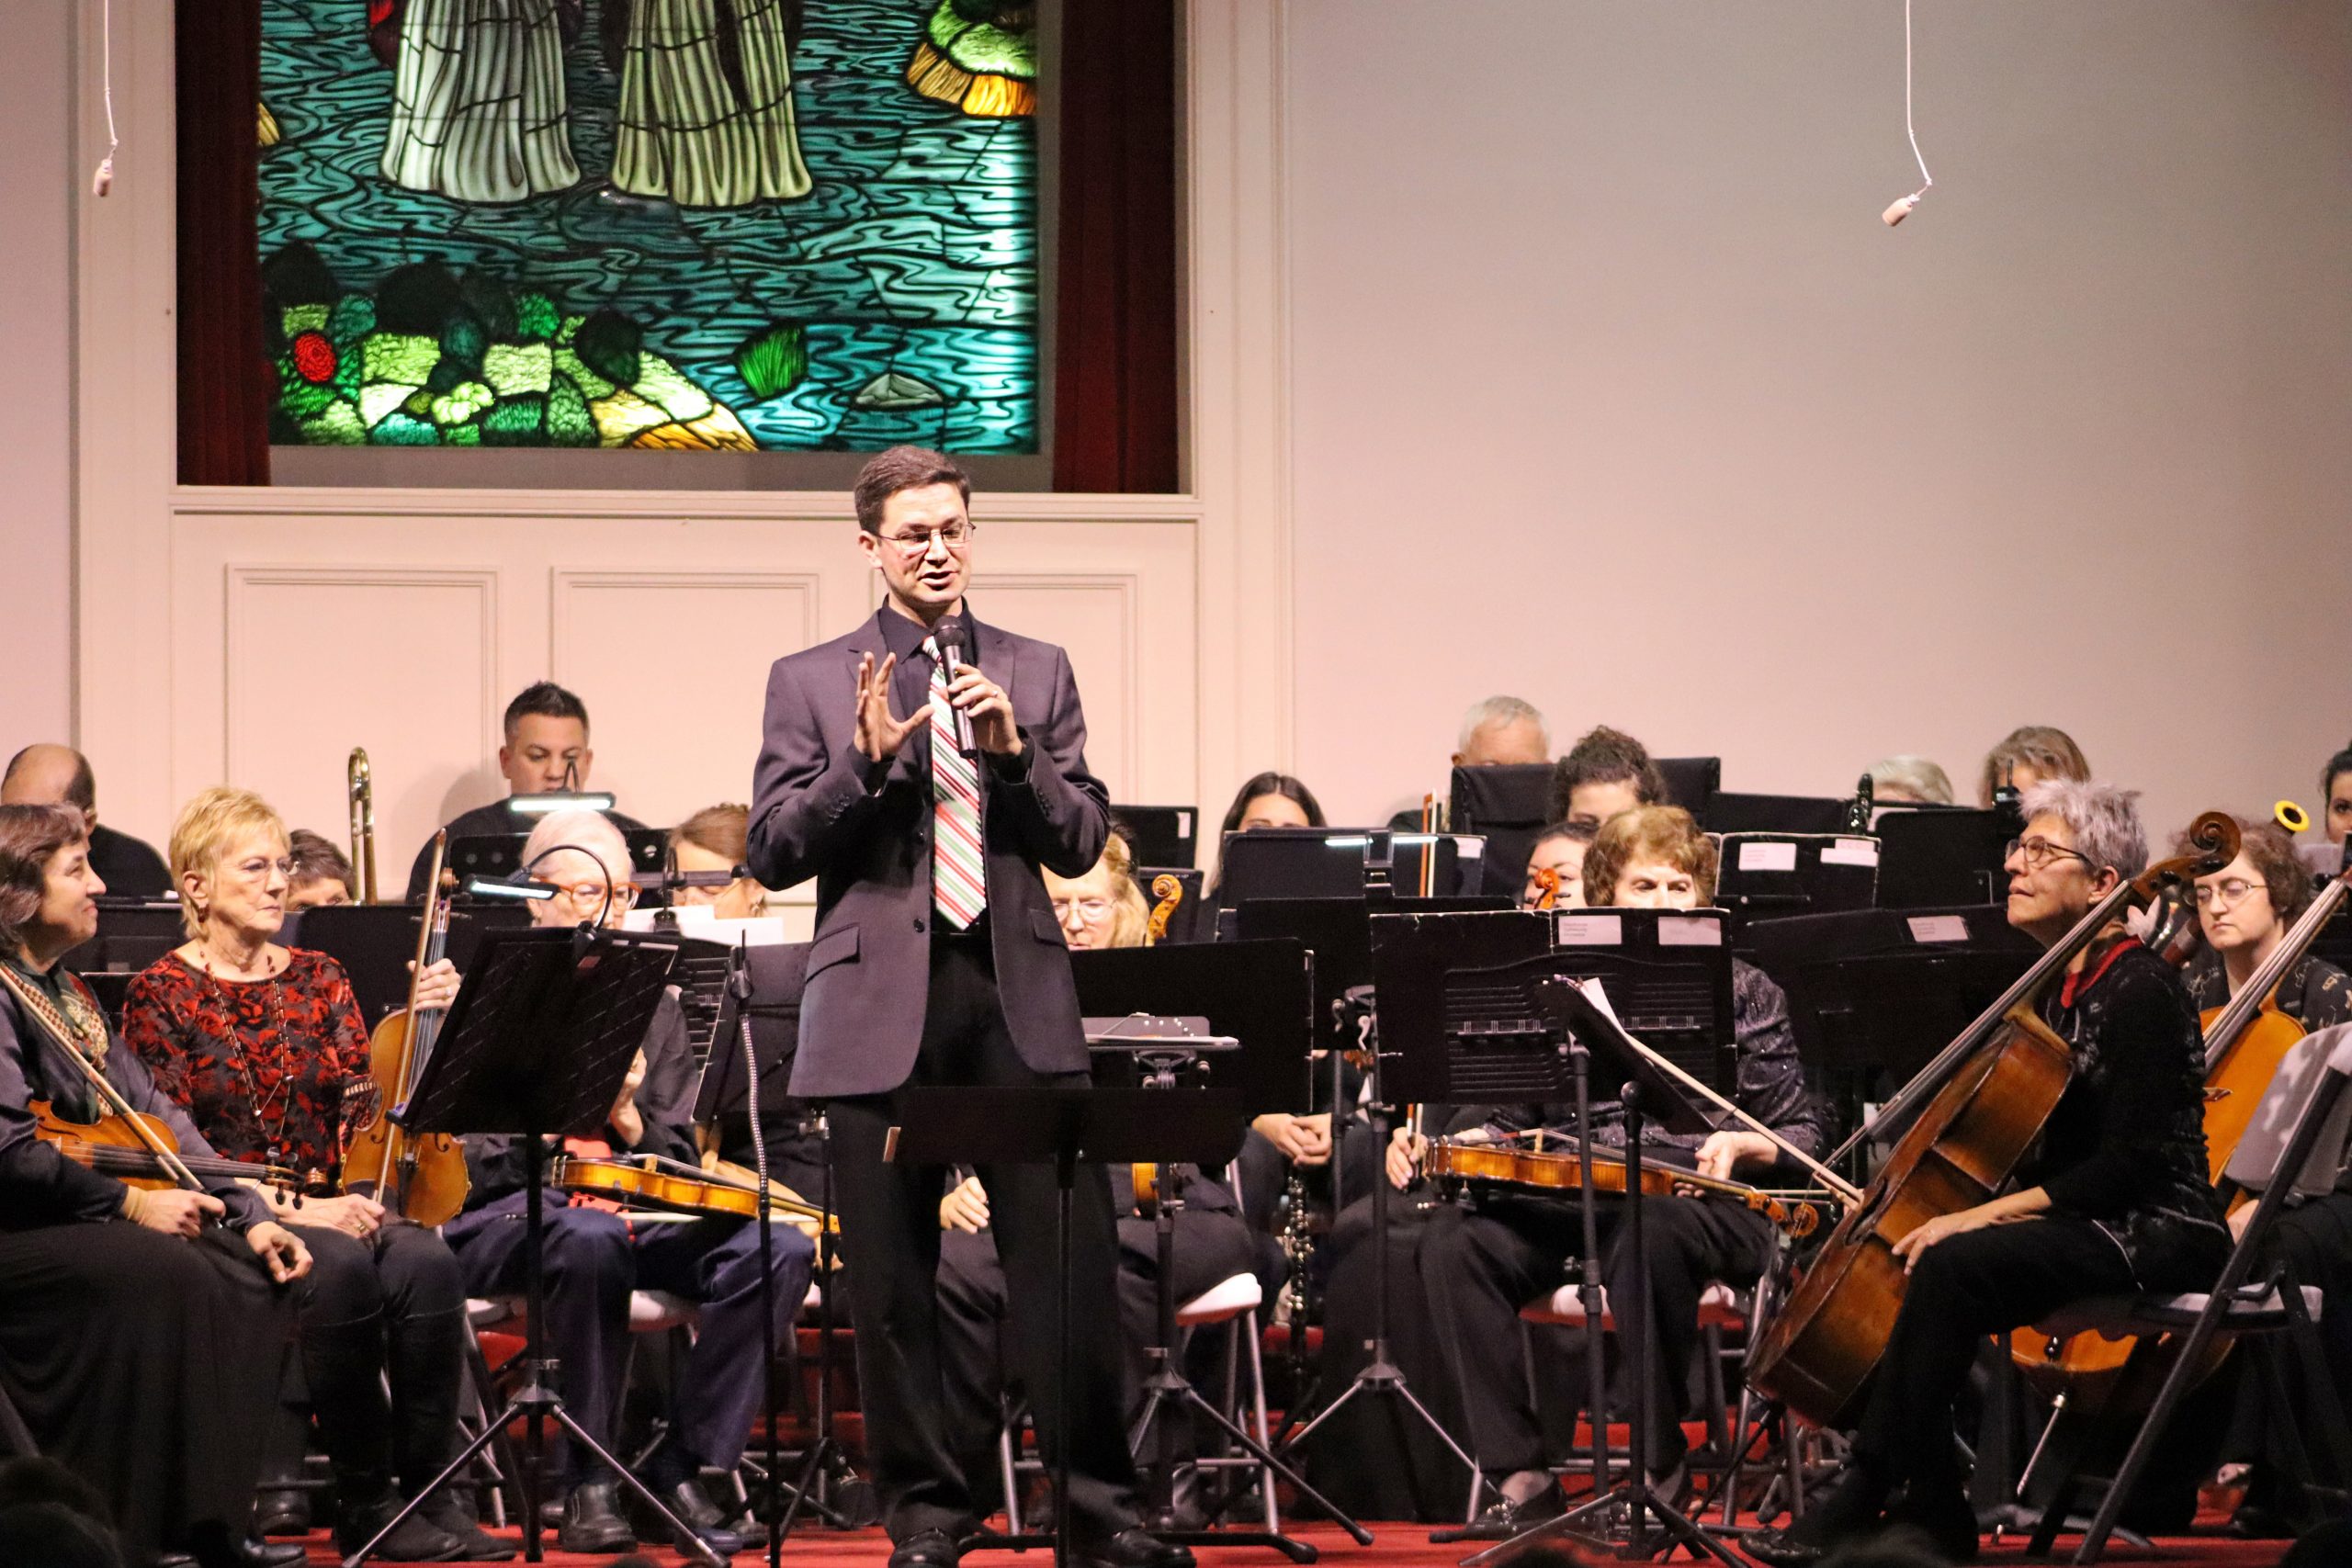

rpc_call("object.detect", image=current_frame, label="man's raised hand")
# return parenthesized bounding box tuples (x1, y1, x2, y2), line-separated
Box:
(854, 651, 922, 763)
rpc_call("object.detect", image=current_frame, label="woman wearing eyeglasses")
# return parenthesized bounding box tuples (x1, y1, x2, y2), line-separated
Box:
(1750, 781, 2227, 1566)
(2144, 817, 2352, 1538)
(118, 788, 499, 1562)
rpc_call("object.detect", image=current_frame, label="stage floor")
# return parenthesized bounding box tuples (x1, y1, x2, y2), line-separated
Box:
(293, 1517, 2305, 1565)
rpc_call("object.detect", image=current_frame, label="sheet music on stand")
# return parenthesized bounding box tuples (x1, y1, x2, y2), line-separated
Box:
(1711, 833, 1880, 922)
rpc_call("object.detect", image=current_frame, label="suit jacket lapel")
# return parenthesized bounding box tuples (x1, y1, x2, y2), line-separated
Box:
(970, 613, 1018, 716)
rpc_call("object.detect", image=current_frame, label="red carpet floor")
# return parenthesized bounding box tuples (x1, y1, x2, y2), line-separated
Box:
(292, 1518, 2305, 1566)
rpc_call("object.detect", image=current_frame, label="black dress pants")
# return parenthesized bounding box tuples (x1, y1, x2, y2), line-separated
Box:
(283, 1220, 468, 1494)
(1419, 1190, 1775, 1476)
(0, 1222, 293, 1565)
(1852, 1216, 2136, 1492)
(826, 937, 1139, 1544)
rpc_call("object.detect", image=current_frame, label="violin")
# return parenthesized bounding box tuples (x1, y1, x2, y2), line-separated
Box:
(1747, 812, 2239, 1428)
(554, 1151, 839, 1235)
(1424, 1135, 1826, 1239)
(32, 1099, 300, 1193)
(1144, 874, 1184, 946)
(1530, 864, 1562, 912)
(343, 833, 470, 1225)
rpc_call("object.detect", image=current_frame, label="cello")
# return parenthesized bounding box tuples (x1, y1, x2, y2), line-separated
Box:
(341, 831, 471, 1225)
(1747, 813, 2239, 1428)
(2008, 846, 2352, 1398)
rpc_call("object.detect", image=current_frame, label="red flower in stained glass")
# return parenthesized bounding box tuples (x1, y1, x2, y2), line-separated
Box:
(292, 331, 338, 384)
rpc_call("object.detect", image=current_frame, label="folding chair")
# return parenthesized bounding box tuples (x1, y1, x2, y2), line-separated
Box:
(2028, 1022, 2352, 1562)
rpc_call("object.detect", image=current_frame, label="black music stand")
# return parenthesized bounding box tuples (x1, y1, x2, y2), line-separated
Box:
(1657, 758, 1723, 823)
(695, 941, 856, 1561)
(1112, 806, 1200, 870)
(1710, 834, 1880, 925)
(339, 925, 720, 1568)
(1070, 942, 1350, 1558)
(1738, 907, 2037, 1179)
(287, 904, 478, 1026)
(1702, 794, 1852, 836)
(1874, 807, 2010, 908)
(888, 1085, 1280, 1568)
(1456, 979, 1744, 1568)
(1449, 764, 1555, 897)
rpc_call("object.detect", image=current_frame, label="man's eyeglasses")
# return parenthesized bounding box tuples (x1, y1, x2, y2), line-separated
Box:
(2192, 878, 2267, 908)
(878, 521, 976, 557)
(1052, 896, 1114, 925)
(2005, 836, 2091, 873)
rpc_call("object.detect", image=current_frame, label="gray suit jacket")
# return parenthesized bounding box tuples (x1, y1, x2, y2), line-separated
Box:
(747, 609, 1110, 1099)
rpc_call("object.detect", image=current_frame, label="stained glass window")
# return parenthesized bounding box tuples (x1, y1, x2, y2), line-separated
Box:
(258, 0, 1039, 453)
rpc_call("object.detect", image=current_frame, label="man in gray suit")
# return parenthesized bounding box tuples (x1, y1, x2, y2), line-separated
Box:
(747, 447, 1191, 1568)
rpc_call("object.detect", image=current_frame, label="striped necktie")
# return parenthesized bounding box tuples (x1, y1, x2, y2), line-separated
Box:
(923, 637, 987, 928)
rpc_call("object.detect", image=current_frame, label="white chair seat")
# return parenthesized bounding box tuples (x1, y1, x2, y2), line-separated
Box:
(1175, 1272, 1262, 1326)
(467, 1292, 701, 1334)
(1519, 1280, 1747, 1332)
(2035, 1283, 2323, 1341)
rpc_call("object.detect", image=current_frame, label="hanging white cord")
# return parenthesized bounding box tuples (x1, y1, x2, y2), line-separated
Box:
(92, 0, 119, 196)
(1883, 0, 1933, 225)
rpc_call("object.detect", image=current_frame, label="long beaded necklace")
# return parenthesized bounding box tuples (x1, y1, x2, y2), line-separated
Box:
(194, 942, 298, 1168)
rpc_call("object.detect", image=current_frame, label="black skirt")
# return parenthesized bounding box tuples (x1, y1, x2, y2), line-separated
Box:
(0, 1221, 294, 1562)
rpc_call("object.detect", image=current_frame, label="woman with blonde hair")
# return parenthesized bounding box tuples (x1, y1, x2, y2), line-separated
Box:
(119, 788, 501, 1562)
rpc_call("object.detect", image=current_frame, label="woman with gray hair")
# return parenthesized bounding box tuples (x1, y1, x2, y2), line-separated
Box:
(1750, 780, 2228, 1566)
(1865, 754, 1955, 807)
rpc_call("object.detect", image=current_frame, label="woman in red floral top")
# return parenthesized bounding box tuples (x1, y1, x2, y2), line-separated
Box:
(121, 787, 508, 1563)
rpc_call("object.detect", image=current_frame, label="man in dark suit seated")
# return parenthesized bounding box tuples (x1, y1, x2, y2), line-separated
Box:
(0, 745, 172, 897)
(748, 446, 1192, 1568)
(401, 681, 651, 900)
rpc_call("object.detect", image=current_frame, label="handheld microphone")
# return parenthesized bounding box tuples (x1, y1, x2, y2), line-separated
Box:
(932, 616, 978, 756)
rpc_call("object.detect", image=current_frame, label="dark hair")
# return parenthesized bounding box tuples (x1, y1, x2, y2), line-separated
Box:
(2324, 743, 2352, 802)
(1219, 772, 1327, 837)
(0, 805, 90, 953)
(853, 445, 971, 534)
(1531, 818, 1598, 849)
(2176, 816, 2315, 924)
(503, 682, 590, 741)
(286, 828, 356, 897)
(1548, 726, 1667, 822)
(1, 747, 96, 815)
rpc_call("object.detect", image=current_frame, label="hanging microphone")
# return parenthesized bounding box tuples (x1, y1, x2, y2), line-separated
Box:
(932, 616, 977, 755)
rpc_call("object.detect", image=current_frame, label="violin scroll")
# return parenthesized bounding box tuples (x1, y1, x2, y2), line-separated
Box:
(1145, 874, 1184, 945)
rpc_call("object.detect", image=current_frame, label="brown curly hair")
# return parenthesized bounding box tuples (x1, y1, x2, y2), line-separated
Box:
(2174, 816, 2314, 925)
(1579, 806, 1718, 908)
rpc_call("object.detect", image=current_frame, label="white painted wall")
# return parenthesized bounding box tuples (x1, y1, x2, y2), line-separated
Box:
(1283, 1, 2352, 839)
(0, 0, 76, 751)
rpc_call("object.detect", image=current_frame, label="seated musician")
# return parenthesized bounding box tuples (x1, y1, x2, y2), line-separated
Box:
(1520, 819, 1593, 911)
(0, 802, 313, 1568)
(933, 833, 1274, 1514)
(1385, 697, 1553, 831)
(401, 682, 652, 901)
(2161, 817, 2352, 1536)
(1, 744, 173, 898)
(2322, 742, 2352, 849)
(1407, 806, 1823, 1532)
(1218, 771, 1326, 839)
(117, 787, 504, 1563)
(1546, 727, 1666, 829)
(1975, 724, 2090, 809)
(1864, 754, 1955, 807)
(1748, 782, 2229, 1565)
(284, 828, 357, 910)
(438, 809, 814, 1559)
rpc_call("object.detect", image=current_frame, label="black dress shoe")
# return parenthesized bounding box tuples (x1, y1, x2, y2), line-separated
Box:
(229, 1539, 313, 1568)
(556, 1481, 638, 1555)
(252, 1484, 311, 1538)
(417, 1490, 517, 1562)
(1741, 1525, 1830, 1568)
(1457, 1487, 1564, 1540)
(889, 1527, 964, 1567)
(1080, 1528, 1197, 1568)
(637, 1476, 742, 1558)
